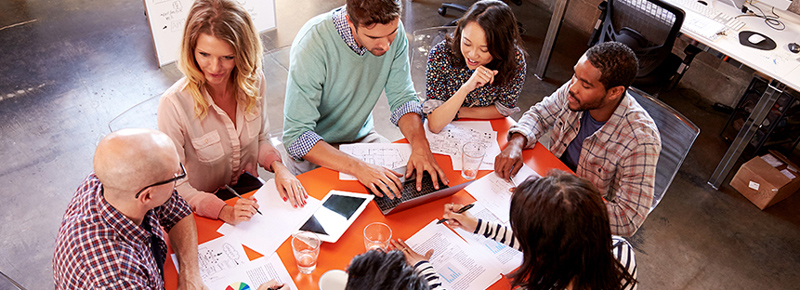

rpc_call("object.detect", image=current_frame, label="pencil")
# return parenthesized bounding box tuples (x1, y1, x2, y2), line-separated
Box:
(225, 185, 263, 215)
(436, 203, 474, 224)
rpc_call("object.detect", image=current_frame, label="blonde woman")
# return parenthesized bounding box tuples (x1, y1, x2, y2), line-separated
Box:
(158, 0, 307, 226)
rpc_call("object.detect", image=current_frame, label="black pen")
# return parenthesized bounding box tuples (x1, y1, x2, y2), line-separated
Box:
(225, 185, 263, 215)
(437, 203, 474, 224)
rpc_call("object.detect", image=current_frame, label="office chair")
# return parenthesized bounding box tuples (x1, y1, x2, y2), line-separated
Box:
(589, 0, 701, 94)
(0, 270, 26, 290)
(628, 87, 700, 211)
(437, 0, 522, 26)
(409, 26, 457, 101)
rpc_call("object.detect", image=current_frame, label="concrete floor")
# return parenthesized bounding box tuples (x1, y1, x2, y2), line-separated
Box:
(1, 0, 798, 289)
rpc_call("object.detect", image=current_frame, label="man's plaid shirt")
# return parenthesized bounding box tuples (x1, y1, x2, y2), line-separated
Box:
(510, 82, 661, 236)
(54, 173, 192, 289)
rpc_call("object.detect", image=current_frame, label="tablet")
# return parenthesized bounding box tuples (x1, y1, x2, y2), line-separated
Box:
(298, 190, 374, 243)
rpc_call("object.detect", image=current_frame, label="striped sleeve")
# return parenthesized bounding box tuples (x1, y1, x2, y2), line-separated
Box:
(473, 219, 521, 251)
(414, 261, 446, 289)
(612, 236, 638, 290)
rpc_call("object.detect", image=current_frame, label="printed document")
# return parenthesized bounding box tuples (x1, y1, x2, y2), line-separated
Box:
(451, 203, 523, 275)
(338, 143, 412, 180)
(170, 235, 248, 281)
(405, 220, 502, 290)
(217, 179, 321, 255)
(424, 121, 501, 170)
(206, 253, 298, 290)
(465, 164, 539, 222)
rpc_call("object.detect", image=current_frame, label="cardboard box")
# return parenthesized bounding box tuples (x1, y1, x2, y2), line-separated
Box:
(730, 151, 800, 210)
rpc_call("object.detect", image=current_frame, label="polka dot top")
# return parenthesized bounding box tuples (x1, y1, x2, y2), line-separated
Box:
(423, 40, 526, 116)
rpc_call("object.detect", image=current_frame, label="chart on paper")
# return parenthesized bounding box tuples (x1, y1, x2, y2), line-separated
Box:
(339, 143, 412, 180)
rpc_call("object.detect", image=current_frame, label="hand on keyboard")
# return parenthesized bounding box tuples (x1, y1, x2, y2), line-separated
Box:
(355, 163, 404, 199)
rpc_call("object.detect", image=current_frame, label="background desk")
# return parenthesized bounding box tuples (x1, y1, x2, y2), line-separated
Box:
(670, 2, 800, 189)
(164, 117, 571, 290)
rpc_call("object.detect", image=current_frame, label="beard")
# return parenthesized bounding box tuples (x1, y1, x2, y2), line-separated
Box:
(567, 90, 606, 112)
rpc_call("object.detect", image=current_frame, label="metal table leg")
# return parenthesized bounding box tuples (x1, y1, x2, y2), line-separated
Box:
(534, 0, 570, 80)
(707, 79, 786, 189)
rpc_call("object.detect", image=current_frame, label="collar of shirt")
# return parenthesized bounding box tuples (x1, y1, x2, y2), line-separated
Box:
(97, 179, 159, 247)
(333, 6, 367, 56)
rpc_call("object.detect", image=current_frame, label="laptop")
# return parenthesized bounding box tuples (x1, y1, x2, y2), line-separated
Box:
(368, 168, 473, 215)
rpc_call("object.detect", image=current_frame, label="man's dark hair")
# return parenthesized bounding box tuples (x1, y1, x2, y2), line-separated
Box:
(346, 0, 401, 28)
(507, 170, 637, 290)
(345, 250, 430, 290)
(585, 42, 639, 90)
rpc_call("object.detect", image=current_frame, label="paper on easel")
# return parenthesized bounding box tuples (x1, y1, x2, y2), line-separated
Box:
(464, 164, 539, 222)
(404, 220, 502, 290)
(217, 179, 321, 255)
(450, 203, 523, 275)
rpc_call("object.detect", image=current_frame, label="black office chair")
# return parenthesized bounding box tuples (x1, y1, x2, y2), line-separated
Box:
(588, 0, 701, 94)
(437, 0, 522, 27)
(628, 87, 699, 211)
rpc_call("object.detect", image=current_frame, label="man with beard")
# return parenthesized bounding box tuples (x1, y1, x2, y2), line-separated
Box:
(494, 42, 661, 237)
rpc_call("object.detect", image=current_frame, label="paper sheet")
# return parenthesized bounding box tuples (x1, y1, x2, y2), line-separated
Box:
(217, 179, 322, 255)
(405, 220, 502, 290)
(205, 254, 299, 290)
(338, 143, 412, 180)
(464, 164, 539, 222)
(170, 235, 248, 282)
(425, 121, 501, 170)
(451, 203, 523, 275)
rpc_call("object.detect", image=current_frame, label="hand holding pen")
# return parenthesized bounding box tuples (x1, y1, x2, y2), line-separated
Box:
(439, 203, 479, 233)
(225, 184, 263, 215)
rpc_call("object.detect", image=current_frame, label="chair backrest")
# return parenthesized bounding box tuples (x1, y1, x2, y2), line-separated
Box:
(410, 26, 457, 102)
(108, 46, 291, 148)
(107, 94, 160, 132)
(628, 87, 699, 211)
(597, 0, 684, 77)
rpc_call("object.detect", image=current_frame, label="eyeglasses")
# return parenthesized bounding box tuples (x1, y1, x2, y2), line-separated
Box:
(135, 163, 186, 199)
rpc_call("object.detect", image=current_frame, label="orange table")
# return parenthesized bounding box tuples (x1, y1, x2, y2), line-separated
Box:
(165, 117, 570, 290)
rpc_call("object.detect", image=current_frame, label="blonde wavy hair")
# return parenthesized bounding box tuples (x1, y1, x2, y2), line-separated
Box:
(179, 0, 263, 119)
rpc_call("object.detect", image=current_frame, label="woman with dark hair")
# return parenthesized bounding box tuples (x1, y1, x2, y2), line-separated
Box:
(345, 249, 438, 290)
(423, 0, 526, 133)
(397, 170, 637, 289)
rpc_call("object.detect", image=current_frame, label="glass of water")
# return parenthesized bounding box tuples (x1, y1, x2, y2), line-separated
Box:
(291, 231, 321, 274)
(363, 222, 392, 251)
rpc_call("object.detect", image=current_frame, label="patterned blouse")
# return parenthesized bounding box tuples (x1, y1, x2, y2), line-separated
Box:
(423, 40, 526, 116)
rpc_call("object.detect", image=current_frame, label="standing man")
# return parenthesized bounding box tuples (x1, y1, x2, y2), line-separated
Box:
(495, 42, 661, 237)
(53, 129, 206, 289)
(282, 0, 447, 196)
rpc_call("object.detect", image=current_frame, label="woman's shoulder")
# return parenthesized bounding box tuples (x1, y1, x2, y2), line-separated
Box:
(513, 45, 526, 66)
(160, 78, 197, 108)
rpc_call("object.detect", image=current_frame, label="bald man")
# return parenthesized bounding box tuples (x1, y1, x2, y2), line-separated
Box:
(53, 128, 207, 289)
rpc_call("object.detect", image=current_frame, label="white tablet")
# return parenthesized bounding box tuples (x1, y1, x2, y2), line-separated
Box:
(298, 190, 374, 243)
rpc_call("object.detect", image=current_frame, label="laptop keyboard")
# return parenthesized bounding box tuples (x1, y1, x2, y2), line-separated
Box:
(369, 172, 448, 212)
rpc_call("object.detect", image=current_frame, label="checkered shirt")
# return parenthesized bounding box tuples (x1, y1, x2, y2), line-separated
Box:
(287, 101, 422, 160)
(333, 6, 366, 56)
(510, 82, 661, 237)
(53, 173, 192, 289)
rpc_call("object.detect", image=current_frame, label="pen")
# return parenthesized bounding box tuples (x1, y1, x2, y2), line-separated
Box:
(436, 203, 474, 224)
(225, 185, 263, 215)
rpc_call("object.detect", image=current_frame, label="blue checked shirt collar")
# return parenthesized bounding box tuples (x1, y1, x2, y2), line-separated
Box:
(333, 6, 367, 56)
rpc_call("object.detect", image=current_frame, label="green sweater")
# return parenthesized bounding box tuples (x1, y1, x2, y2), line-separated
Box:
(282, 8, 417, 159)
